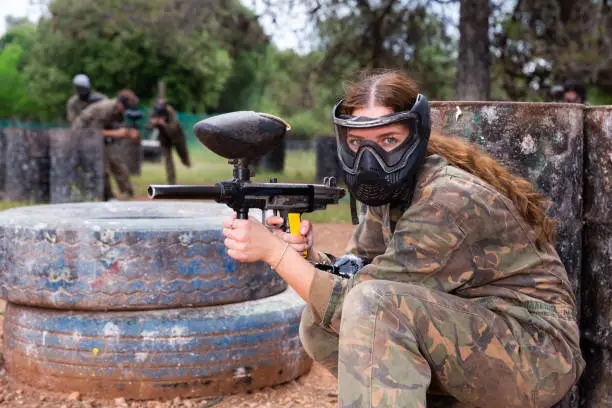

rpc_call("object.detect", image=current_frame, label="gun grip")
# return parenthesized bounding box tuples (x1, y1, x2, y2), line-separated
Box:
(287, 213, 307, 258)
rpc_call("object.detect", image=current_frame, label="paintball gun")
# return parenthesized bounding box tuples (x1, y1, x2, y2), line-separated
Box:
(147, 111, 346, 255)
(88, 94, 105, 104)
(125, 109, 143, 130)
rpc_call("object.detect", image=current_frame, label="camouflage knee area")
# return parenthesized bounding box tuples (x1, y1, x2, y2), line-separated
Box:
(299, 306, 339, 377)
(338, 280, 432, 407)
(337, 280, 573, 407)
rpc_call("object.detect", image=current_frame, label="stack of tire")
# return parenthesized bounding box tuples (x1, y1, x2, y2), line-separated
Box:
(0, 202, 312, 401)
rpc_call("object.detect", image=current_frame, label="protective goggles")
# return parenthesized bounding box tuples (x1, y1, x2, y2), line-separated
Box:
(332, 94, 429, 172)
(75, 86, 91, 96)
(152, 103, 169, 120)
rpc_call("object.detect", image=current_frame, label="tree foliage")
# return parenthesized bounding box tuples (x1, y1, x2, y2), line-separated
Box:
(255, 0, 458, 102)
(493, 0, 612, 100)
(3, 0, 272, 121)
(0, 20, 38, 119)
(0, 43, 39, 119)
(3, 0, 612, 128)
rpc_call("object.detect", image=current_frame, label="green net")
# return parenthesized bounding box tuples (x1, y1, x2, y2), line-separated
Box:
(0, 119, 68, 130)
(0, 109, 210, 146)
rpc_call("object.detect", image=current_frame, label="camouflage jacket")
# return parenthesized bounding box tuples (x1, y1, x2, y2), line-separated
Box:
(152, 104, 191, 167)
(152, 105, 184, 147)
(72, 98, 123, 130)
(66, 92, 107, 124)
(309, 154, 581, 356)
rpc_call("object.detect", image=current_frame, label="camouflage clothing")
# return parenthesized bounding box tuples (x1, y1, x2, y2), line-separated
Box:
(73, 99, 134, 199)
(152, 104, 190, 185)
(66, 92, 106, 124)
(301, 154, 584, 407)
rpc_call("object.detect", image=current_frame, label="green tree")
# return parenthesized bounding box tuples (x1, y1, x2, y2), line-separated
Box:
(0, 19, 38, 119)
(256, 1, 457, 101)
(493, 0, 612, 101)
(0, 43, 38, 118)
(19, 0, 273, 121)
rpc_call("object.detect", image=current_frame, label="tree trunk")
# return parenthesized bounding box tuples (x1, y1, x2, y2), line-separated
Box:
(456, 0, 490, 100)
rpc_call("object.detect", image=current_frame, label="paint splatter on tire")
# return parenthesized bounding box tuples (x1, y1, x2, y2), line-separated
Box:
(3, 288, 311, 400)
(0, 202, 286, 310)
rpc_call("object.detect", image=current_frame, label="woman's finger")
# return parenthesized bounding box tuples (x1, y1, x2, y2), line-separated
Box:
(299, 219, 312, 235)
(222, 214, 237, 229)
(266, 215, 285, 228)
(289, 243, 309, 252)
(281, 231, 308, 244)
(233, 219, 250, 230)
(227, 248, 248, 262)
(224, 238, 247, 252)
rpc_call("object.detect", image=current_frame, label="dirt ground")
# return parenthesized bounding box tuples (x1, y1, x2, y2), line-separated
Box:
(0, 223, 356, 408)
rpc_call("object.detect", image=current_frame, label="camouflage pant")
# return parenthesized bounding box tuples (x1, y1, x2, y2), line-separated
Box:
(299, 280, 580, 408)
(104, 142, 134, 200)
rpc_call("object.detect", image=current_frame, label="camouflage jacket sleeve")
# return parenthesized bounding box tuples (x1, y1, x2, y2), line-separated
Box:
(66, 96, 79, 123)
(308, 197, 465, 333)
(166, 106, 186, 137)
(72, 99, 117, 130)
(308, 204, 386, 265)
(344, 205, 389, 260)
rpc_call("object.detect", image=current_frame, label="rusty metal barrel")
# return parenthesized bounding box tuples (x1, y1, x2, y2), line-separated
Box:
(430, 102, 583, 408)
(120, 138, 142, 175)
(580, 105, 612, 408)
(50, 129, 104, 204)
(4, 128, 50, 203)
(49, 128, 104, 203)
(315, 135, 343, 183)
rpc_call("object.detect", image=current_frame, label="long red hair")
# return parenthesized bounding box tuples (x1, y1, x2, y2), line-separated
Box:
(342, 70, 555, 246)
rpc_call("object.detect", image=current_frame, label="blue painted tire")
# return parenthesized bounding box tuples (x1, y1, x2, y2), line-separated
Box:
(3, 288, 312, 400)
(0, 202, 286, 310)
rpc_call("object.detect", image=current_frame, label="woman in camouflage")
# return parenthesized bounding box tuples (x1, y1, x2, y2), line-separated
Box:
(222, 71, 584, 407)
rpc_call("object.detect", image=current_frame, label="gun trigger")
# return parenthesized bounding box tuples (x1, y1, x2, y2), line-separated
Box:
(288, 213, 307, 258)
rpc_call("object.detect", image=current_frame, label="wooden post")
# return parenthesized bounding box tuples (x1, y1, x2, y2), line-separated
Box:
(121, 138, 142, 175)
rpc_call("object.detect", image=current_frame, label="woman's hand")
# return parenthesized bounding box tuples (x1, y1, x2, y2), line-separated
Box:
(265, 216, 314, 256)
(223, 214, 318, 303)
(222, 215, 284, 264)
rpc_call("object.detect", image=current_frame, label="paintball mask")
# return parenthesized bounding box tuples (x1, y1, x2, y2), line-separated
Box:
(152, 102, 170, 122)
(118, 93, 141, 119)
(73, 74, 91, 101)
(333, 94, 431, 207)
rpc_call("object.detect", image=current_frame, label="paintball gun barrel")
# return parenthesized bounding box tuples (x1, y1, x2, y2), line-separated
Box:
(148, 177, 344, 220)
(148, 111, 345, 247)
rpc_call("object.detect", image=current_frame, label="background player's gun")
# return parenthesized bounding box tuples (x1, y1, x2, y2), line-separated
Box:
(124, 109, 143, 131)
(148, 111, 345, 250)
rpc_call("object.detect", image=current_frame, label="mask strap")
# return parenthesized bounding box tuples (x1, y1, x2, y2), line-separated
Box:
(350, 193, 359, 225)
